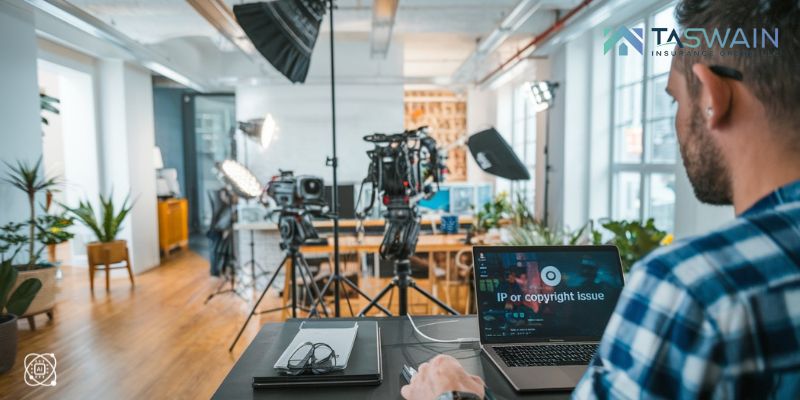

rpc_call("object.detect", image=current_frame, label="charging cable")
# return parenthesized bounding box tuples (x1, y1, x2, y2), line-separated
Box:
(406, 314, 479, 343)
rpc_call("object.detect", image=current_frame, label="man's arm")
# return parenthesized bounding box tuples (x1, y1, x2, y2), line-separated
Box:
(573, 258, 723, 399)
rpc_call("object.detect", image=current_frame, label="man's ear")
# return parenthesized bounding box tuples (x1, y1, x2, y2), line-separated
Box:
(691, 64, 732, 130)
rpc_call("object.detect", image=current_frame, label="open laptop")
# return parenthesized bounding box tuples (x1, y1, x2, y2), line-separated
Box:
(472, 245, 625, 392)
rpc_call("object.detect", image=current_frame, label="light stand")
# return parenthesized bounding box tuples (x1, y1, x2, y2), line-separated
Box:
(529, 81, 559, 226)
(204, 187, 246, 304)
(309, 0, 381, 317)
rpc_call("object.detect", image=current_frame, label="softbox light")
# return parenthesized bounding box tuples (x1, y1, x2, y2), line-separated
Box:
(233, 0, 326, 83)
(467, 128, 530, 180)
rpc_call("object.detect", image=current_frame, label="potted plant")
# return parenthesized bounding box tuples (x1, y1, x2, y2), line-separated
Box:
(64, 192, 134, 291)
(593, 218, 671, 273)
(0, 260, 42, 373)
(1, 158, 62, 328)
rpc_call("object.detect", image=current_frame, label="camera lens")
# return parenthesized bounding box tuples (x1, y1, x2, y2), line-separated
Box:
(303, 179, 321, 195)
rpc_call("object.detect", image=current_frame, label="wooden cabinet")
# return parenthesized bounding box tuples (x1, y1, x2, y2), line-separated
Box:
(158, 198, 189, 255)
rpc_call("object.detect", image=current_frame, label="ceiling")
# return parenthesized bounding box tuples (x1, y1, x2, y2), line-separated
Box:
(58, 0, 587, 88)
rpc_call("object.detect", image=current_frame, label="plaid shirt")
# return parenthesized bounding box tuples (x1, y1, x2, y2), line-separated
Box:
(574, 180, 800, 399)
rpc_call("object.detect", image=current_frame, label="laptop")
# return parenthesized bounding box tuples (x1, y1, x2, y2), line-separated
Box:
(472, 245, 625, 392)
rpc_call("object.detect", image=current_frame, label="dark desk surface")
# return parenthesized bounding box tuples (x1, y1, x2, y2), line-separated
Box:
(213, 316, 571, 400)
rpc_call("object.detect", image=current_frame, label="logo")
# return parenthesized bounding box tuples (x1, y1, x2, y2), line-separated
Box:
(540, 266, 562, 286)
(24, 353, 57, 387)
(604, 26, 644, 56)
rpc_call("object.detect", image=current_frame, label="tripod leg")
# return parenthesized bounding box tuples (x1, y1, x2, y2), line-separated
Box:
(409, 280, 459, 315)
(290, 254, 297, 318)
(341, 280, 355, 316)
(357, 281, 396, 317)
(340, 276, 392, 315)
(229, 256, 288, 352)
(297, 254, 329, 317)
(306, 274, 335, 319)
(295, 256, 327, 318)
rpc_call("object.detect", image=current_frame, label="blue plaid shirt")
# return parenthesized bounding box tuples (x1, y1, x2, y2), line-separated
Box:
(574, 180, 800, 399)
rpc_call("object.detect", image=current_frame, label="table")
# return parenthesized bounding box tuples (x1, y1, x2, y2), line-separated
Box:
(213, 316, 570, 400)
(301, 234, 473, 311)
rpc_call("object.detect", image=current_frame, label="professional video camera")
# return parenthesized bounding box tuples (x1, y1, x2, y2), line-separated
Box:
(357, 126, 457, 316)
(263, 171, 327, 249)
(361, 126, 444, 201)
(265, 170, 325, 210)
(358, 126, 445, 260)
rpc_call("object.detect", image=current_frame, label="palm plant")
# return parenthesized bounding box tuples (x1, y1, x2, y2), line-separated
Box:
(63, 192, 133, 243)
(2, 158, 58, 267)
(0, 260, 41, 318)
(40, 93, 60, 126)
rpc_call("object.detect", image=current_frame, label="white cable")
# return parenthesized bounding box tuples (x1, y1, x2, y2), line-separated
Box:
(406, 314, 480, 343)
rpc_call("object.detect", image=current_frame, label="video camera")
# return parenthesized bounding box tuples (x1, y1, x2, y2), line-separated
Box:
(263, 170, 327, 249)
(358, 126, 445, 260)
(264, 171, 326, 213)
(360, 126, 444, 211)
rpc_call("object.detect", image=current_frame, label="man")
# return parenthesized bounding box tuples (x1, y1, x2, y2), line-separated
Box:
(401, 1, 800, 398)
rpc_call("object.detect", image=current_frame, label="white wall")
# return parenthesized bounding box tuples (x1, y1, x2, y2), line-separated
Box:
(0, 2, 42, 229)
(97, 60, 160, 274)
(465, 87, 496, 184)
(548, 35, 593, 230)
(39, 59, 101, 264)
(236, 38, 404, 185)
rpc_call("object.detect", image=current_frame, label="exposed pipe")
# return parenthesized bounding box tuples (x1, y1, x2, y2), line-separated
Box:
(477, 0, 594, 86)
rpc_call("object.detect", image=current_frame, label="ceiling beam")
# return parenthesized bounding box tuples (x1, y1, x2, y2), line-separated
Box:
(370, 0, 398, 59)
(184, 0, 259, 62)
(451, 0, 546, 84)
(24, 0, 209, 91)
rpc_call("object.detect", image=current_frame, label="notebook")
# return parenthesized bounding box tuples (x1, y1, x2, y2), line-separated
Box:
(273, 321, 358, 372)
(253, 320, 382, 388)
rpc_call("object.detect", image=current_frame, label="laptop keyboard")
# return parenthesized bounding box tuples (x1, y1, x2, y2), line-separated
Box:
(495, 344, 598, 367)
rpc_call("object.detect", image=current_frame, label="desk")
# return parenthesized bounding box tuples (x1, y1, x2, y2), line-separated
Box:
(301, 234, 472, 310)
(213, 316, 569, 400)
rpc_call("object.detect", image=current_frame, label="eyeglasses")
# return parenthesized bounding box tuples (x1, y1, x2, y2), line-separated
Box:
(286, 342, 338, 375)
(710, 65, 743, 81)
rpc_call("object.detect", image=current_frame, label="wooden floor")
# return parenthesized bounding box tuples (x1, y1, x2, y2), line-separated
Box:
(0, 251, 471, 399)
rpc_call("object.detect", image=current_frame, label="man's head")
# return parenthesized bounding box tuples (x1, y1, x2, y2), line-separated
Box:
(666, 0, 800, 205)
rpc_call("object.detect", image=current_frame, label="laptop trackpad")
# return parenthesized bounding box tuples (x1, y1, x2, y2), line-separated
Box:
(508, 365, 585, 390)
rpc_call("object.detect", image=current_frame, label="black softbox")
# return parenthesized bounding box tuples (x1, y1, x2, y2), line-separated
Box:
(467, 128, 531, 180)
(233, 0, 326, 83)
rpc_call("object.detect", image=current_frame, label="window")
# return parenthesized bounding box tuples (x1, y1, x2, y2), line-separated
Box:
(508, 83, 537, 203)
(611, 5, 677, 232)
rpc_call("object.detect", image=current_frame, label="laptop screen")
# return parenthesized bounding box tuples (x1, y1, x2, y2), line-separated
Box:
(473, 246, 625, 343)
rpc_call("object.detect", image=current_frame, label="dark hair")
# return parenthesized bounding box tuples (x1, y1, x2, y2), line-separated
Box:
(675, 0, 800, 132)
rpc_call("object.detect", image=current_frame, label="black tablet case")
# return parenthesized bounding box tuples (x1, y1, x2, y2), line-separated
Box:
(252, 320, 382, 388)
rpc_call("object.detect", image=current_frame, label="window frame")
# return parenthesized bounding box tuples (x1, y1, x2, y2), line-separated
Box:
(609, 3, 677, 229)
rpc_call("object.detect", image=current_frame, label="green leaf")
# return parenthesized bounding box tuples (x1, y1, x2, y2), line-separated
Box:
(0, 260, 19, 313)
(6, 277, 42, 316)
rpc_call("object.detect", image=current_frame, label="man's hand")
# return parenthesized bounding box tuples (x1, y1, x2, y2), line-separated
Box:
(400, 355, 485, 400)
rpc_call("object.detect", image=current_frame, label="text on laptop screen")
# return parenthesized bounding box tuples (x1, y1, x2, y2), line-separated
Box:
(475, 247, 624, 342)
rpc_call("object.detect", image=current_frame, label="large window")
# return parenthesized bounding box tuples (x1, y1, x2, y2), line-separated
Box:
(611, 5, 677, 232)
(508, 83, 537, 203)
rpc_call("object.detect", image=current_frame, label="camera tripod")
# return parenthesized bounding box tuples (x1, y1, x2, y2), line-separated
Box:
(358, 204, 458, 316)
(229, 213, 329, 351)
